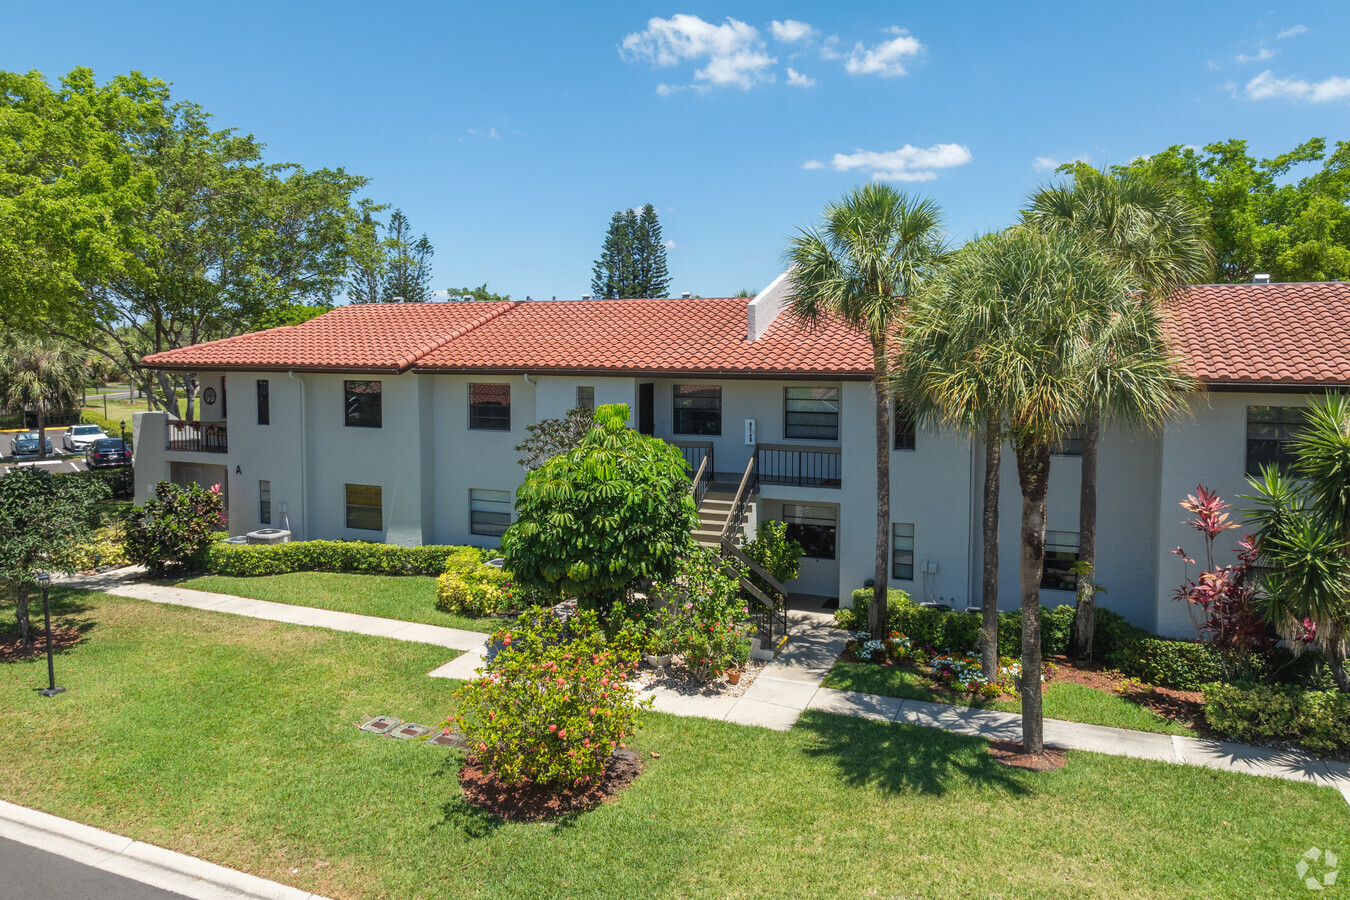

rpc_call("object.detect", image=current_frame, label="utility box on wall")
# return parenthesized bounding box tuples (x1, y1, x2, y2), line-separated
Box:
(744, 418, 756, 445)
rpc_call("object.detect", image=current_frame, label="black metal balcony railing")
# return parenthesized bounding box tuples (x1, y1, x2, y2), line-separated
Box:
(167, 421, 228, 453)
(755, 444, 842, 488)
(671, 440, 714, 480)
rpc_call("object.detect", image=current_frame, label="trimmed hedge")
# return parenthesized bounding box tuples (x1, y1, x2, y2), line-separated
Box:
(80, 409, 132, 444)
(1108, 637, 1223, 691)
(204, 539, 468, 577)
(1203, 683, 1350, 754)
(435, 547, 513, 616)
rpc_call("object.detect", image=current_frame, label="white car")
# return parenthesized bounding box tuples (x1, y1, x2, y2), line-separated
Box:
(62, 424, 108, 452)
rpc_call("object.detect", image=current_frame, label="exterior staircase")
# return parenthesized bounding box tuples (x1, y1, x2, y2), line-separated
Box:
(693, 486, 737, 548)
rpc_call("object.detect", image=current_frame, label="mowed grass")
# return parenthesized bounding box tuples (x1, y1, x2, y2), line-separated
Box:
(170, 571, 505, 633)
(0, 591, 1344, 899)
(824, 660, 1194, 736)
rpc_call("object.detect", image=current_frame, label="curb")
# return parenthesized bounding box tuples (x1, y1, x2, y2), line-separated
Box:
(0, 799, 334, 900)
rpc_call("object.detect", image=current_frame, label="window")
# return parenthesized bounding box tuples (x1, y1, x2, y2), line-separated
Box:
(673, 385, 722, 435)
(469, 383, 511, 431)
(894, 403, 916, 451)
(577, 386, 595, 411)
(1041, 531, 1080, 591)
(785, 387, 840, 440)
(1247, 406, 1308, 475)
(259, 480, 271, 525)
(345, 483, 382, 531)
(1052, 424, 1086, 456)
(470, 489, 513, 537)
(344, 380, 382, 428)
(892, 523, 915, 580)
(256, 380, 270, 425)
(783, 504, 837, 560)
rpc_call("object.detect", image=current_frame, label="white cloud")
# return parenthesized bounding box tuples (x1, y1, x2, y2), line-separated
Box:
(770, 19, 816, 42)
(842, 27, 923, 77)
(1032, 154, 1088, 172)
(467, 127, 500, 139)
(812, 143, 972, 181)
(663, 239, 679, 250)
(786, 67, 816, 87)
(1236, 47, 1276, 63)
(1246, 70, 1350, 102)
(620, 14, 775, 91)
(1277, 25, 1308, 39)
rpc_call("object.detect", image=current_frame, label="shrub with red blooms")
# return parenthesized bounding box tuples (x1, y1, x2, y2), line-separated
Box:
(450, 609, 651, 787)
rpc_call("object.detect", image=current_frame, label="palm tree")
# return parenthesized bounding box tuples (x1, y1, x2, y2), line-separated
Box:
(905, 225, 1159, 754)
(1025, 166, 1210, 657)
(896, 238, 1010, 682)
(1244, 393, 1350, 692)
(0, 336, 86, 461)
(784, 184, 948, 635)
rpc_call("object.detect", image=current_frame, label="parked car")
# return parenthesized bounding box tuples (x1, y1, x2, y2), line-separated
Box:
(10, 431, 53, 458)
(62, 423, 108, 452)
(86, 438, 130, 469)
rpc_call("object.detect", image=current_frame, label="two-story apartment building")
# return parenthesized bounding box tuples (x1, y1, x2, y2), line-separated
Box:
(134, 274, 1350, 639)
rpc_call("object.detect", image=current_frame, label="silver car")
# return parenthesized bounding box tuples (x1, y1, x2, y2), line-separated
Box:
(63, 423, 108, 452)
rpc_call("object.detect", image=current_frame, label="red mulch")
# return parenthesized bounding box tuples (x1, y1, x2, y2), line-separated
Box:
(987, 739, 1068, 771)
(0, 626, 83, 662)
(459, 750, 644, 822)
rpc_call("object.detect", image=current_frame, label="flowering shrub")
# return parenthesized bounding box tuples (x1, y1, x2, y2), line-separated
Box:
(125, 480, 224, 574)
(650, 546, 753, 681)
(845, 630, 916, 663)
(451, 609, 651, 787)
(676, 617, 753, 682)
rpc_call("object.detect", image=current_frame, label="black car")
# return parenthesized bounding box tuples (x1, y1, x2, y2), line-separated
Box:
(86, 438, 130, 468)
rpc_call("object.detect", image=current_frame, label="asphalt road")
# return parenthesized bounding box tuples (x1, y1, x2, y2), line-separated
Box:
(0, 836, 186, 900)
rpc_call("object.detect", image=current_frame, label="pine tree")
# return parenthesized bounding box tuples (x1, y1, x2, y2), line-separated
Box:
(591, 210, 630, 299)
(591, 204, 670, 299)
(636, 204, 670, 298)
(381, 210, 435, 302)
(346, 208, 386, 304)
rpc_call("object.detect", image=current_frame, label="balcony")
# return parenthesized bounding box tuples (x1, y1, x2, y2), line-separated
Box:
(167, 421, 228, 453)
(670, 440, 714, 478)
(755, 444, 841, 488)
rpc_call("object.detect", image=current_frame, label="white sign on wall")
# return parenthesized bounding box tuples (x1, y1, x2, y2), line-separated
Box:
(744, 418, 756, 445)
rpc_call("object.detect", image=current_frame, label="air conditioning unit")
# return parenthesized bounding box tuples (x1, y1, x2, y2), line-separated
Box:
(246, 528, 291, 545)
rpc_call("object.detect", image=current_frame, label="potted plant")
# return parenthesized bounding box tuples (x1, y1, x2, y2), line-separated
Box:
(643, 609, 676, 668)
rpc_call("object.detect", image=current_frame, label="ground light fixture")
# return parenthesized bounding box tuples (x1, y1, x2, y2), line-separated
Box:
(36, 573, 65, 697)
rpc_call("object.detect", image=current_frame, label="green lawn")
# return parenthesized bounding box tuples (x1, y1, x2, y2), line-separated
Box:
(0, 591, 1344, 899)
(824, 660, 1194, 736)
(82, 396, 183, 426)
(169, 571, 505, 633)
(91, 498, 132, 526)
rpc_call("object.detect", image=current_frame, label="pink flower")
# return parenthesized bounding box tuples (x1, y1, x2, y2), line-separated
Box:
(548, 724, 558, 732)
(559, 729, 567, 738)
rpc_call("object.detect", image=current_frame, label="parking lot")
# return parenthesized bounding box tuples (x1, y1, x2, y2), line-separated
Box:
(0, 426, 121, 476)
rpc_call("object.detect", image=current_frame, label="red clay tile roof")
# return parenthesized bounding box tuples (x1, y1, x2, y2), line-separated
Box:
(140, 302, 516, 372)
(413, 298, 874, 376)
(141, 282, 1350, 386)
(1166, 282, 1350, 386)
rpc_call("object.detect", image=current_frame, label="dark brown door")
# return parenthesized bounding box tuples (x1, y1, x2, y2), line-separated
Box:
(638, 383, 654, 435)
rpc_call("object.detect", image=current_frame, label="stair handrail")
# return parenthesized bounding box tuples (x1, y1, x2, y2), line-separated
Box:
(719, 455, 757, 545)
(689, 453, 710, 510)
(720, 541, 788, 601)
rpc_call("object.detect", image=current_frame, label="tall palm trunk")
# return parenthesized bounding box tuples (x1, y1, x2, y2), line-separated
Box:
(1014, 438, 1051, 755)
(1070, 414, 1101, 658)
(980, 419, 1002, 681)
(1327, 621, 1350, 693)
(871, 341, 891, 636)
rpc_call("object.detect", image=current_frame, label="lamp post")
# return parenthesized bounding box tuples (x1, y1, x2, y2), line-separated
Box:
(36, 573, 65, 697)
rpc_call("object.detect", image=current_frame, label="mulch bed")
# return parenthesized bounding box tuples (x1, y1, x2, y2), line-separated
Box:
(0, 626, 84, 662)
(1044, 655, 1208, 733)
(459, 749, 644, 822)
(987, 739, 1068, 771)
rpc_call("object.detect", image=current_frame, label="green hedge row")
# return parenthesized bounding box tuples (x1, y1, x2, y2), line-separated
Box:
(1203, 683, 1350, 753)
(80, 409, 132, 443)
(204, 539, 480, 577)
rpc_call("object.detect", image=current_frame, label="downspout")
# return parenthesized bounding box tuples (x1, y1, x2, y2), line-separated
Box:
(288, 371, 307, 541)
(523, 373, 537, 386)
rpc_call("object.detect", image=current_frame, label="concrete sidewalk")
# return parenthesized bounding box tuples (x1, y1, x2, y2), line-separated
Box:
(0, 799, 332, 900)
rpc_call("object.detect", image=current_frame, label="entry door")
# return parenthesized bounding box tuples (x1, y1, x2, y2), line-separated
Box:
(638, 383, 654, 435)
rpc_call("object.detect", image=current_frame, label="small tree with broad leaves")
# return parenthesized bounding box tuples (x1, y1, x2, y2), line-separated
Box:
(125, 481, 224, 575)
(514, 406, 595, 470)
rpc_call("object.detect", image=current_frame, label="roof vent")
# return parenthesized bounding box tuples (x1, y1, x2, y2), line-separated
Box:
(681, 291, 691, 299)
(581, 294, 593, 301)
(1253, 273, 1271, 285)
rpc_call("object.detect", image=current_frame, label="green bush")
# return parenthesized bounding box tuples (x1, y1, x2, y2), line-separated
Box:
(80, 409, 131, 446)
(126, 481, 224, 574)
(436, 548, 515, 616)
(1108, 637, 1223, 691)
(836, 589, 1079, 657)
(451, 609, 651, 786)
(69, 522, 129, 570)
(1203, 683, 1350, 754)
(204, 539, 466, 577)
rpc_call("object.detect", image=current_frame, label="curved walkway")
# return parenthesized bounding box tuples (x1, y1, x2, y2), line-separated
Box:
(61, 567, 1350, 804)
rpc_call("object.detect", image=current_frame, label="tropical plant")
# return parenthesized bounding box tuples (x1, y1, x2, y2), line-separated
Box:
(514, 405, 595, 470)
(741, 520, 803, 597)
(0, 467, 107, 647)
(1243, 393, 1350, 692)
(785, 183, 948, 636)
(502, 403, 698, 614)
(451, 609, 650, 787)
(125, 481, 224, 575)
(0, 335, 86, 460)
(1025, 165, 1209, 658)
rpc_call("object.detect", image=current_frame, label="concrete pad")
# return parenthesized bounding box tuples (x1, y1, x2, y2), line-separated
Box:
(739, 676, 820, 710)
(723, 697, 803, 731)
(807, 687, 904, 722)
(895, 699, 1023, 742)
(1172, 736, 1330, 784)
(639, 687, 738, 721)
(1041, 718, 1177, 763)
(428, 652, 485, 681)
(385, 622, 488, 651)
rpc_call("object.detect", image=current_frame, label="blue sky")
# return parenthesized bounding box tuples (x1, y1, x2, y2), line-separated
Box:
(4, 2, 1348, 301)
